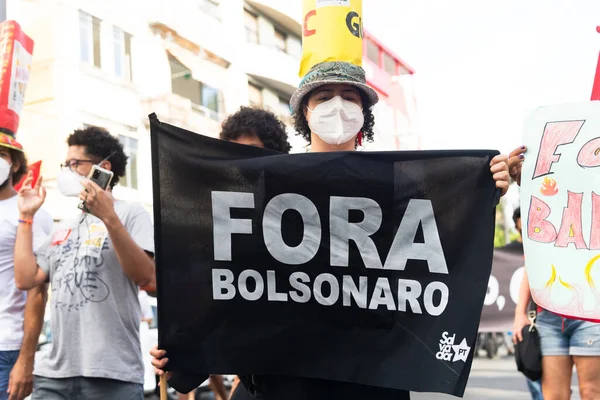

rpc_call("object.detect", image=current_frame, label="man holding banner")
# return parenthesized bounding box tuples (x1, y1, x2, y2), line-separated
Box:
(508, 101, 600, 400)
(152, 59, 511, 400)
(151, 0, 511, 398)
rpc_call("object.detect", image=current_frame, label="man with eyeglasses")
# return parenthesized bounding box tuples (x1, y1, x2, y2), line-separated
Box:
(13, 126, 155, 399)
(0, 128, 52, 400)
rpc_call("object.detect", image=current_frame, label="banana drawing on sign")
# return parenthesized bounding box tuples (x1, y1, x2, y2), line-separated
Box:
(521, 101, 600, 322)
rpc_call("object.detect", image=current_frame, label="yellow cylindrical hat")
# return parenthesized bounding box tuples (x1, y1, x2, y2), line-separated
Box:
(299, 0, 363, 77)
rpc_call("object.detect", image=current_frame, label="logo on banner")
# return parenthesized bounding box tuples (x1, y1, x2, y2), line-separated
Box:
(436, 331, 471, 362)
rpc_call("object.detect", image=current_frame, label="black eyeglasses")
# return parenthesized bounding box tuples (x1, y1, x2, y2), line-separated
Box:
(60, 159, 95, 172)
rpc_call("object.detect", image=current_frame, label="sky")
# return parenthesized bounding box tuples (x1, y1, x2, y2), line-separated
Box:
(363, 0, 600, 153)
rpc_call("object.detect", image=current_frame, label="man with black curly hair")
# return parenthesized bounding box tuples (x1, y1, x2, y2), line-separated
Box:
(173, 107, 292, 400)
(14, 126, 155, 399)
(220, 106, 292, 154)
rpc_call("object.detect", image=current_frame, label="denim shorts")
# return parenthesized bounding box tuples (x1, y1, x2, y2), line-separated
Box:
(536, 309, 600, 356)
(0, 351, 20, 400)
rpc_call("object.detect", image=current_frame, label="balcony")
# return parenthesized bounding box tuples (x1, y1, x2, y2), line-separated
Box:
(245, 0, 302, 36)
(145, 0, 232, 63)
(244, 43, 300, 97)
(142, 92, 222, 137)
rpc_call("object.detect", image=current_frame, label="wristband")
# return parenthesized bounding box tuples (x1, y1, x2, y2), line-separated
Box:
(18, 219, 33, 225)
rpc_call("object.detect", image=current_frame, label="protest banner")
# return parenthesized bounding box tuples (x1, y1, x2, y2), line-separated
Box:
(479, 243, 525, 332)
(0, 21, 34, 134)
(521, 101, 600, 322)
(299, 0, 363, 77)
(150, 115, 500, 396)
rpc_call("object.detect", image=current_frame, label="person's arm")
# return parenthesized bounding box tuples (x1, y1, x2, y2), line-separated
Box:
(7, 284, 47, 400)
(513, 270, 533, 343)
(80, 180, 155, 288)
(15, 173, 50, 290)
(104, 217, 155, 288)
(14, 216, 48, 290)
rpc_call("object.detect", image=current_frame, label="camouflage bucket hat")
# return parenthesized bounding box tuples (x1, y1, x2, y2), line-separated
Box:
(290, 61, 379, 116)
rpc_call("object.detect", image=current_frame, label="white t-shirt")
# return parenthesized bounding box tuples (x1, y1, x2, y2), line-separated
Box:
(34, 201, 154, 384)
(0, 195, 53, 351)
(138, 290, 153, 322)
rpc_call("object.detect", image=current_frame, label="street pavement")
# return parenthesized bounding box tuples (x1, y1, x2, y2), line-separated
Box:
(148, 354, 581, 399)
(412, 355, 580, 400)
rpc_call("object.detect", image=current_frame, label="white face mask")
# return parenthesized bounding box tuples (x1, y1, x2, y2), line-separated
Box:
(0, 158, 11, 186)
(57, 169, 85, 197)
(307, 96, 364, 146)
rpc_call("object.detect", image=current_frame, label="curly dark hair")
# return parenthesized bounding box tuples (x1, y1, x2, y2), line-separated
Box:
(513, 207, 521, 225)
(0, 128, 28, 186)
(220, 107, 291, 154)
(293, 90, 375, 146)
(10, 149, 28, 186)
(67, 126, 128, 188)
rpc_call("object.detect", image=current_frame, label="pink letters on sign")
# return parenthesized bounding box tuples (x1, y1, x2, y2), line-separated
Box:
(555, 191, 587, 249)
(528, 196, 558, 243)
(577, 137, 600, 168)
(533, 120, 585, 179)
(591, 192, 600, 250)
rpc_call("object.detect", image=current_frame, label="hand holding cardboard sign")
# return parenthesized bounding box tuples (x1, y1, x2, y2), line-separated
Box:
(508, 146, 526, 186)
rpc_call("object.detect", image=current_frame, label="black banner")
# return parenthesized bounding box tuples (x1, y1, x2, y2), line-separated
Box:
(150, 116, 499, 397)
(479, 243, 525, 332)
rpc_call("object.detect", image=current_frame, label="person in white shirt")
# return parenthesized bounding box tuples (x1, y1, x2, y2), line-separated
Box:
(0, 128, 52, 400)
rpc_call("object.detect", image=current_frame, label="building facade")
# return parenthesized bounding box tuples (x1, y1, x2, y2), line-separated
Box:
(13, 0, 418, 220)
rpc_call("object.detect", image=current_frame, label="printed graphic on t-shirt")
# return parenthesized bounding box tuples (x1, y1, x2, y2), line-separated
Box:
(49, 223, 111, 312)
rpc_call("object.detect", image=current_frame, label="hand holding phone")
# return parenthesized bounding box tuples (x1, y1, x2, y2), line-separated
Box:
(78, 165, 114, 213)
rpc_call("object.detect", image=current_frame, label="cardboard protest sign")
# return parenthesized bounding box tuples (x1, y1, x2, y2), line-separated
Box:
(299, 0, 363, 77)
(150, 115, 500, 396)
(0, 21, 34, 134)
(521, 102, 600, 322)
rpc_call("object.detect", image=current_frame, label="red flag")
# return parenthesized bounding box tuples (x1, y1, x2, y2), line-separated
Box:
(592, 26, 600, 101)
(14, 160, 41, 191)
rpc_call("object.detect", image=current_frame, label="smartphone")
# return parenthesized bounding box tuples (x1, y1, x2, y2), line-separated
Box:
(78, 165, 114, 212)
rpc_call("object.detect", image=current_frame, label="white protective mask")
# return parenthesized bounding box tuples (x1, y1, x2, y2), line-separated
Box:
(307, 95, 364, 145)
(57, 169, 85, 197)
(0, 158, 11, 186)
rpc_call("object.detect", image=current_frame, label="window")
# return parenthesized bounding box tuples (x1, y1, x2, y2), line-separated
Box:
(79, 11, 101, 68)
(118, 135, 138, 189)
(274, 29, 287, 53)
(113, 27, 132, 80)
(366, 38, 379, 65)
(198, 0, 221, 20)
(248, 83, 262, 107)
(398, 64, 411, 75)
(244, 10, 259, 44)
(201, 83, 221, 118)
(383, 53, 396, 75)
(169, 56, 223, 119)
(278, 97, 290, 117)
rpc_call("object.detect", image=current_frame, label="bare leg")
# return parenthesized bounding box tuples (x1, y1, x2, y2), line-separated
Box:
(228, 376, 241, 400)
(573, 356, 600, 400)
(177, 390, 195, 400)
(542, 356, 573, 400)
(209, 375, 228, 400)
